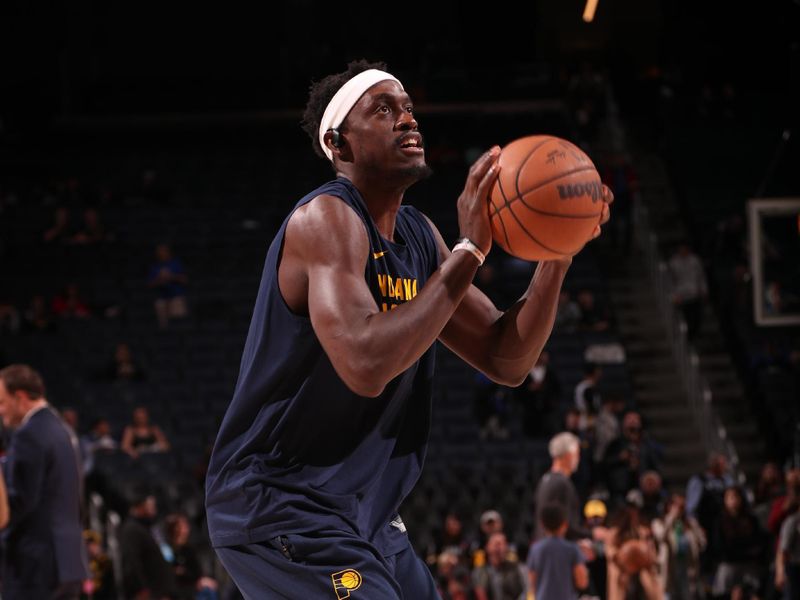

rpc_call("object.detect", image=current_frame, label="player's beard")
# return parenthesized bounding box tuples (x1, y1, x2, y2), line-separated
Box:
(390, 162, 434, 189)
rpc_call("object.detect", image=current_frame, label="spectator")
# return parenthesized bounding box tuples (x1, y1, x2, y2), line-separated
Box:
(105, 342, 146, 381)
(52, 282, 92, 319)
(535, 432, 593, 546)
(562, 409, 594, 498)
(686, 452, 735, 576)
(583, 499, 609, 597)
(472, 532, 527, 600)
(754, 461, 784, 530)
(574, 363, 602, 417)
(639, 471, 667, 523)
(438, 549, 480, 600)
(120, 492, 177, 599)
(755, 461, 784, 506)
(23, 294, 57, 332)
(555, 290, 582, 333)
(527, 504, 588, 600)
(121, 406, 170, 458)
(668, 243, 707, 340)
(475, 510, 506, 557)
(164, 513, 219, 600)
(710, 487, 768, 599)
(84, 530, 116, 600)
(0, 364, 89, 598)
(605, 502, 662, 600)
(686, 452, 734, 525)
(651, 493, 706, 600)
(605, 412, 663, 501)
(594, 395, 624, 466)
(70, 208, 113, 245)
(516, 351, 561, 438)
(769, 469, 800, 542)
(80, 417, 118, 475)
(584, 498, 609, 531)
(777, 500, 800, 600)
(429, 512, 471, 567)
(576, 290, 610, 332)
(147, 243, 189, 328)
(43, 206, 72, 243)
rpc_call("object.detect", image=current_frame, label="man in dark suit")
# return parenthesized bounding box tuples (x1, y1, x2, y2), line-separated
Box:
(0, 364, 89, 599)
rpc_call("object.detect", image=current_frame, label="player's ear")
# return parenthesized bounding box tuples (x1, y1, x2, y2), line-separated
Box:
(324, 129, 352, 162)
(324, 130, 345, 152)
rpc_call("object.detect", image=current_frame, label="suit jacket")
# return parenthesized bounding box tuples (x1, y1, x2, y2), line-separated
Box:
(2, 406, 89, 595)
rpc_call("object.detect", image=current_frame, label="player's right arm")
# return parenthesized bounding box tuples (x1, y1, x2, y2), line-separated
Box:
(278, 149, 500, 397)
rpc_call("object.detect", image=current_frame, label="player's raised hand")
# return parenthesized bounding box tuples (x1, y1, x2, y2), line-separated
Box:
(457, 146, 501, 255)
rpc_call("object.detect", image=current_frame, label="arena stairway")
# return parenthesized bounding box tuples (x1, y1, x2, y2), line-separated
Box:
(601, 246, 707, 488)
(625, 153, 763, 483)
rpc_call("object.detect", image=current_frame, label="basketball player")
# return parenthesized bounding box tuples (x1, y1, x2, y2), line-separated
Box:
(205, 60, 612, 599)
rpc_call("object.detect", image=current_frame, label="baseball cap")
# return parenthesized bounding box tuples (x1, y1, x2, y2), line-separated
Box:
(584, 499, 608, 519)
(625, 489, 644, 508)
(480, 510, 502, 525)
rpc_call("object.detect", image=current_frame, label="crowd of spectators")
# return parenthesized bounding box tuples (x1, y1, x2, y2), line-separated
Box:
(419, 434, 800, 600)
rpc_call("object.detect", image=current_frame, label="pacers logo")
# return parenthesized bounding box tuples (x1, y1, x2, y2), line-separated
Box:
(331, 569, 362, 599)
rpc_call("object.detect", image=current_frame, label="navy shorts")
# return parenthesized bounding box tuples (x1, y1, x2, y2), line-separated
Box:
(215, 529, 439, 599)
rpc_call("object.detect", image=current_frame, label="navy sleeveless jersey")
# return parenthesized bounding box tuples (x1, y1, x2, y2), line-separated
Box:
(205, 177, 440, 556)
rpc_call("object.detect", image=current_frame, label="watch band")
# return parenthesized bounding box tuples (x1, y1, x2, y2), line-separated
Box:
(452, 238, 485, 266)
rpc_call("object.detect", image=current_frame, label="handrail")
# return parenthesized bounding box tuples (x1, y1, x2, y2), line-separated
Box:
(633, 202, 746, 487)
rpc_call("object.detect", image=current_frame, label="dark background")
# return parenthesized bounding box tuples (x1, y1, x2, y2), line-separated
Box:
(1, 0, 797, 123)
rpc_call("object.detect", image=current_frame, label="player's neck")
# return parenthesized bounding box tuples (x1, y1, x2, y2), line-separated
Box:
(344, 172, 407, 241)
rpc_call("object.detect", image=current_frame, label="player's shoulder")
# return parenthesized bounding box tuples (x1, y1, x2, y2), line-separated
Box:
(290, 193, 365, 235)
(285, 193, 369, 262)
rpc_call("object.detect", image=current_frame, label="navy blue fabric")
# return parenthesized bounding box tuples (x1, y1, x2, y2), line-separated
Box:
(205, 177, 440, 557)
(1, 407, 89, 598)
(527, 536, 584, 600)
(216, 530, 439, 599)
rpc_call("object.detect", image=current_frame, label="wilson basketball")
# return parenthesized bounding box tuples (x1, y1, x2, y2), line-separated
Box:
(489, 135, 604, 260)
(616, 539, 655, 574)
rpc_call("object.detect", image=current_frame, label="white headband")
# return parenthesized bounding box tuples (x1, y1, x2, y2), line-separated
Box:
(318, 69, 403, 161)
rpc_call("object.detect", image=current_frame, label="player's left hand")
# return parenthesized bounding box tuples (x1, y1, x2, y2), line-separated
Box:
(591, 184, 613, 239)
(547, 184, 613, 263)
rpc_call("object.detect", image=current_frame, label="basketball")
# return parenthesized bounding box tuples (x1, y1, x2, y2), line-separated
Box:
(616, 539, 655, 574)
(488, 135, 604, 261)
